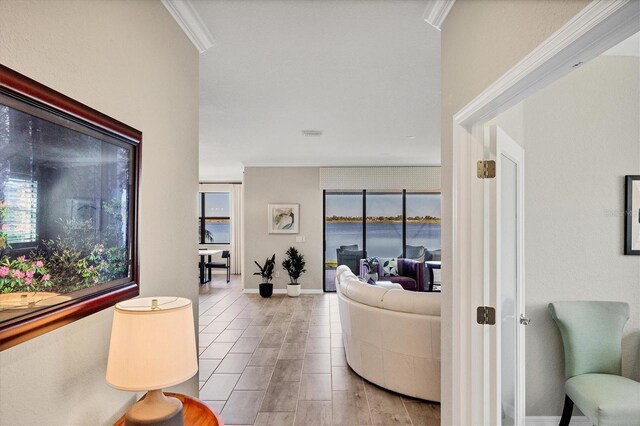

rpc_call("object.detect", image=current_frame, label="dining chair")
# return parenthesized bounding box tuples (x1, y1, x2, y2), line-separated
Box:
(548, 301, 640, 426)
(205, 251, 231, 283)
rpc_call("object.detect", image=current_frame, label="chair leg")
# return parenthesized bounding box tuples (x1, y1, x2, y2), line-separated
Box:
(559, 394, 573, 426)
(227, 266, 230, 283)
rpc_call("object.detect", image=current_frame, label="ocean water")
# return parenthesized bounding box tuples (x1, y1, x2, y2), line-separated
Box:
(325, 222, 441, 260)
(204, 222, 230, 244)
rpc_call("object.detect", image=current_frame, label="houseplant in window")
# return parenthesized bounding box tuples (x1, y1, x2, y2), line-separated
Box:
(254, 254, 275, 298)
(282, 246, 306, 297)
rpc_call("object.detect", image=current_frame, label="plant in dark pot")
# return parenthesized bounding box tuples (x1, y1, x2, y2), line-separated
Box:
(254, 254, 276, 298)
(362, 257, 379, 282)
(282, 246, 306, 297)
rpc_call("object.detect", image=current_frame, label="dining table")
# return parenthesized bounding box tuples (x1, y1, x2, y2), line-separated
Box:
(199, 249, 223, 284)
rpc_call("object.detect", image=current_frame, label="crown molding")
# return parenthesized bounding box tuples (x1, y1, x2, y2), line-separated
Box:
(161, 0, 214, 53)
(422, 0, 456, 30)
(454, 0, 640, 126)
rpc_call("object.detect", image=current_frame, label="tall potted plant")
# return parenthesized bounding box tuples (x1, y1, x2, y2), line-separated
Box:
(282, 246, 306, 297)
(254, 254, 276, 298)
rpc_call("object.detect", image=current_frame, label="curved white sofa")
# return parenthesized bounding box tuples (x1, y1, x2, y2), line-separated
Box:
(335, 265, 441, 401)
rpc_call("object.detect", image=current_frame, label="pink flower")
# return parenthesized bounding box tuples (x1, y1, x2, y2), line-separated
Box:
(26, 270, 34, 278)
(24, 277, 32, 286)
(35, 261, 44, 268)
(0, 266, 9, 277)
(11, 270, 25, 279)
(1, 224, 7, 231)
(17, 256, 26, 262)
(42, 274, 51, 281)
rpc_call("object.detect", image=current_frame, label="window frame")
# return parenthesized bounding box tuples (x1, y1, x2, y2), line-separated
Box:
(198, 192, 231, 245)
(322, 189, 441, 292)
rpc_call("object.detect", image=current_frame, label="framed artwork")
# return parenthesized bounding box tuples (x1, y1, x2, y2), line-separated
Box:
(625, 175, 640, 255)
(0, 64, 140, 350)
(268, 204, 299, 234)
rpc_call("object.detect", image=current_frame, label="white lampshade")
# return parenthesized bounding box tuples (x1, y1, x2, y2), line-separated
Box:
(106, 297, 198, 391)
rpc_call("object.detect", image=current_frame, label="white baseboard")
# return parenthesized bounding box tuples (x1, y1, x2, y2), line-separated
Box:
(526, 416, 590, 426)
(243, 288, 324, 295)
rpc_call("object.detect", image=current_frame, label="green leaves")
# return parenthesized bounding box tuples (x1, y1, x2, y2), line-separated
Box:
(254, 254, 276, 282)
(282, 246, 306, 284)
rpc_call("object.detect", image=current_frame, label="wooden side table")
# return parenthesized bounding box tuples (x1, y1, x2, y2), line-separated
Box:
(114, 393, 223, 426)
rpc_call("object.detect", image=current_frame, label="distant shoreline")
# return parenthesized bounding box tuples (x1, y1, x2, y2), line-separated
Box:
(326, 218, 441, 224)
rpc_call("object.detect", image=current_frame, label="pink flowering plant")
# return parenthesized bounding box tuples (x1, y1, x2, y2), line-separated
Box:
(0, 255, 52, 293)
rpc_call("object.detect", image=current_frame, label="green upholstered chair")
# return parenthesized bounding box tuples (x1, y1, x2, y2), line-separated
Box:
(548, 301, 640, 426)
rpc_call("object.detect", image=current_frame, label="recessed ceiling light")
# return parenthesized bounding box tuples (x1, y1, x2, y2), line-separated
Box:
(405, 136, 416, 140)
(302, 130, 323, 137)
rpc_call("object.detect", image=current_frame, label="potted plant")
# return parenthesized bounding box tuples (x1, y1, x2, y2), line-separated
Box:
(282, 246, 306, 297)
(254, 254, 276, 298)
(362, 257, 379, 282)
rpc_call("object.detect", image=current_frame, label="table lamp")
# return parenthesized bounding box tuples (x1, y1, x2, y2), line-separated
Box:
(106, 297, 198, 426)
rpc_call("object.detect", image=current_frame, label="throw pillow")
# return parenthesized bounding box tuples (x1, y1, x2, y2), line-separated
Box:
(367, 278, 377, 285)
(380, 258, 398, 276)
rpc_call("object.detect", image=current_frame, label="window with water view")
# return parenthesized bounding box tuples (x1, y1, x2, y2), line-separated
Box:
(199, 192, 231, 244)
(324, 190, 441, 291)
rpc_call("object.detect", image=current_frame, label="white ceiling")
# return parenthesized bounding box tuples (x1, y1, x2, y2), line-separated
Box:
(192, 0, 441, 182)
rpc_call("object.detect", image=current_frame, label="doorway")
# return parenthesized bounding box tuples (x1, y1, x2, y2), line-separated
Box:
(449, 2, 640, 423)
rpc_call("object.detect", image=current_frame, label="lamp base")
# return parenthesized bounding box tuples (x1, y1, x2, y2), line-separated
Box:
(124, 389, 183, 426)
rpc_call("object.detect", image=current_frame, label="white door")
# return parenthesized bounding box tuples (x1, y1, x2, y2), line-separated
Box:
(486, 126, 527, 425)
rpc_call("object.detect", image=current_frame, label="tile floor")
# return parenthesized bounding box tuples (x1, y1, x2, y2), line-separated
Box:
(198, 275, 440, 425)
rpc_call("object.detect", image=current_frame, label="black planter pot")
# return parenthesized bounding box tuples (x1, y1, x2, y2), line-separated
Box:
(259, 283, 273, 298)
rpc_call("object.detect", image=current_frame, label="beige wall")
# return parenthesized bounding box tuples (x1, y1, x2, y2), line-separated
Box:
(0, 1, 199, 425)
(440, 0, 589, 422)
(243, 167, 323, 292)
(517, 55, 640, 415)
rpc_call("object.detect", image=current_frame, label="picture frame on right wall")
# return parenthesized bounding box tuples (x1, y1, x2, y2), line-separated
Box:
(624, 175, 640, 255)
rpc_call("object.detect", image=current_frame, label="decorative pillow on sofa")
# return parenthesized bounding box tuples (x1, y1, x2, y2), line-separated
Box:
(367, 278, 377, 285)
(380, 258, 398, 276)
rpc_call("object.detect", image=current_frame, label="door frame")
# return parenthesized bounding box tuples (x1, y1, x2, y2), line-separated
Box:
(447, 0, 640, 423)
(488, 126, 526, 425)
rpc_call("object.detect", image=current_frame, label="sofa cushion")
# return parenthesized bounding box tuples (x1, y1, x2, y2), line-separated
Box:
(566, 373, 640, 426)
(380, 258, 399, 276)
(388, 276, 417, 290)
(342, 275, 388, 308)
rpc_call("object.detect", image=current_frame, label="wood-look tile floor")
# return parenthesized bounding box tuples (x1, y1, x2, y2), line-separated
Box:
(198, 275, 440, 425)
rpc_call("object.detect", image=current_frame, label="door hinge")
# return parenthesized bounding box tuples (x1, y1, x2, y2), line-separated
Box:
(477, 306, 496, 325)
(477, 160, 496, 179)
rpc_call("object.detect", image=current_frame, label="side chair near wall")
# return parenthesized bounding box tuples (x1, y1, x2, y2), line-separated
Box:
(205, 250, 231, 283)
(548, 301, 640, 426)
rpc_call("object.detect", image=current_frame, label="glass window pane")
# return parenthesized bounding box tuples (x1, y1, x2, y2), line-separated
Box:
(405, 193, 441, 261)
(204, 193, 229, 218)
(204, 218, 230, 244)
(199, 192, 230, 244)
(324, 192, 363, 290)
(366, 192, 403, 258)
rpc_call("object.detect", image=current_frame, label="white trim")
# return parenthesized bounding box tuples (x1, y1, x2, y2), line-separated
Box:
(449, 0, 640, 423)
(243, 288, 323, 295)
(454, 0, 640, 126)
(422, 0, 456, 30)
(525, 416, 591, 426)
(489, 127, 526, 424)
(161, 0, 214, 53)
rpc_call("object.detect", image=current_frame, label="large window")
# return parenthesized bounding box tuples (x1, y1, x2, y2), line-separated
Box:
(323, 190, 441, 291)
(198, 192, 230, 244)
(405, 193, 441, 259)
(366, 192, 403, 258)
